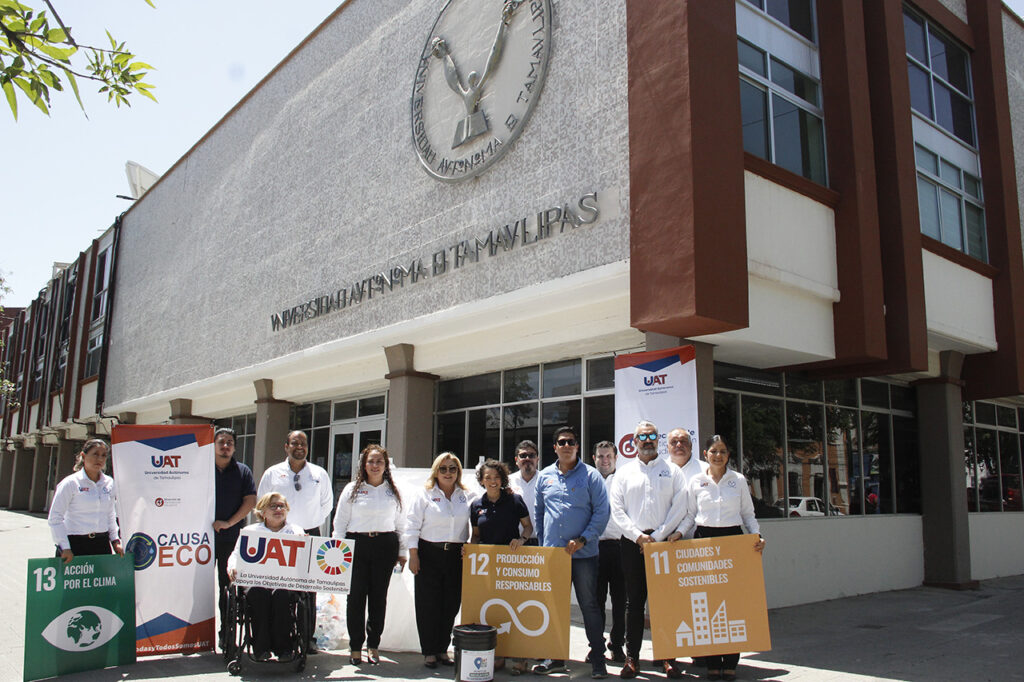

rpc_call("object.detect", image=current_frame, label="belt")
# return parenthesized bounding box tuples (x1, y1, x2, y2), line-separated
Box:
(347, 531, 395, 538)
(421, 539, 463, 551)
(69, 533, 100, 539)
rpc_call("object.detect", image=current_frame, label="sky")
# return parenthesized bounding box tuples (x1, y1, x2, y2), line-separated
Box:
(2, 0, 1024, 307)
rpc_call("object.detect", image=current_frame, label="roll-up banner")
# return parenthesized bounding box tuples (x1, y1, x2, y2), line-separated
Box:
(614, 345, 699, 468)
(112, 425, 216, 656)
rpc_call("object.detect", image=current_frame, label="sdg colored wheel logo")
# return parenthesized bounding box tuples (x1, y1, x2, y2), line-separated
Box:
(315, 539, 352, 576)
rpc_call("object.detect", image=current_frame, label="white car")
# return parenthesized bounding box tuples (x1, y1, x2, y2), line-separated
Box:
(775, 496, 827, 517)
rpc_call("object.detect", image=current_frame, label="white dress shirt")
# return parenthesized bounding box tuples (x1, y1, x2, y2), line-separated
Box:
(599, 472, 624, 541)
(610, 457, 688, 542)
(257, 459, 333, 531)
(509, 470, 538, 529)
(227, 521, 305, 573)
(405, 485, 475, 548)
(677, 468, 760, 537)
(672, 454, 710, 484)
(48, 469, 119, 550)
(332, 480, 408, 556)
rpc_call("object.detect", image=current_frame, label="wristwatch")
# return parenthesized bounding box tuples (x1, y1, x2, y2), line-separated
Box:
(574, 536, 587, 546)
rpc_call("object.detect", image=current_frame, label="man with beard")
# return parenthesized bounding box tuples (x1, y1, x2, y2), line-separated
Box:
(508, 440, 540, 545)
(609, 421, 688, 679)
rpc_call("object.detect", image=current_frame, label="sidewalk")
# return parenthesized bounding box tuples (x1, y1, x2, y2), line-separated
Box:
(4, 508, 1021, 681)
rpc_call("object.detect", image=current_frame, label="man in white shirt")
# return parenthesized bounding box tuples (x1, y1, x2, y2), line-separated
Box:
(508, 439, 540, 544)
(609, 421, 687, 679)
(592, 441, 626, 664)
(256, 430, 333, 653)
(257, 431, 333, 535)
(667, 428, 707, 484)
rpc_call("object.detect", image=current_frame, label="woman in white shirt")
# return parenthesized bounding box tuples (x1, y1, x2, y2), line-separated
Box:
(332, 444, 407, 665)
(678, 435, 766, 682)
(48, 439, 123, 562)
(227, 492, 305, 661)
(406, 452, 474, 669)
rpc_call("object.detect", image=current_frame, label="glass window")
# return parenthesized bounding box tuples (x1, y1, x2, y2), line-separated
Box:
(740, 79, 770, 159)
(786, 401, 824, 508)
(503, 403, 539, 462)
(764, 0, 815, 41)
(893, 415, 920, 513)
(785, 373, 822, 401)
(314, 401, 331, 427)
(964, 426, 978, 512)
(543, 360, 581, 398)
(914, 145, 986, 261)
(738, 39, 767, 76)
(584, 395, 615, 461)
(890, 385, 915, 413)
(714, 391, 740, 457)
(903, 10, 927, 63)
(938, 188, 964, 250)
(998, 431, 1021, 511)
(291, 404, 313, 430)
(975, 428, 999, 510)
(861, 380, 889, 410)
(928, 28, 970, 95)
(861, 412, 893, 513)
(715, 363, 783, 396)
(996, 405, 1016, 428)
(917, 178, 941, 239)
(505, 365, 539, 402)
(907, 63, 933, 118)
(771, 94, 826, 183)
(975, 402, 997, 425)
(741, 396, 785, 518)
(437, 412, 466, 464)
(438, 372, 501, 410)
(358, 395, 386, 417)
(541, 400, 581, 468)
(586, 357, 614, 391)
(771, 57, 819, 105)
(825, 379, 858, 407)
(467, 408, 501, 465)
(826, 406, 858, 515)
(334, 400, 357, 421)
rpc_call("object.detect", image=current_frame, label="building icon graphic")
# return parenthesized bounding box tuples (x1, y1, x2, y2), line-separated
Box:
(676, 592, 747, 648)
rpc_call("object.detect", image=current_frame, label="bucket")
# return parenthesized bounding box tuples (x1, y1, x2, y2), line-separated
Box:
(452, 624, 497, 682)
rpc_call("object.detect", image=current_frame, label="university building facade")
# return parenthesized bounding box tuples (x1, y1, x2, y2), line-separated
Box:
(3, 0, 1024, 607)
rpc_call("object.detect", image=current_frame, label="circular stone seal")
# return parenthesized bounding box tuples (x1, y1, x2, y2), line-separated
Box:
(410, 0, 552, 182)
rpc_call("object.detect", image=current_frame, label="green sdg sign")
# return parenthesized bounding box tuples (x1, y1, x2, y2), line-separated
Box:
(24, 555, 135, 681)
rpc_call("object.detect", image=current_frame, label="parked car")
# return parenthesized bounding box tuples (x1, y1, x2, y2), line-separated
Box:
(774, 496, 827, 517)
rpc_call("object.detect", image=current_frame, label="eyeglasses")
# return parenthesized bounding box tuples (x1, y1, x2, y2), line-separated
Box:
(293, 473, 302, 491)
(556, 439, 577, 447)
(438, 465, 459, 474)
(635, 433, 658, 441)
(268, 503, 287, 510)
(517, 452, 538, 459)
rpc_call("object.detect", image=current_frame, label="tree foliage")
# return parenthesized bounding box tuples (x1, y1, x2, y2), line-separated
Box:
(0, 0, 156, 120)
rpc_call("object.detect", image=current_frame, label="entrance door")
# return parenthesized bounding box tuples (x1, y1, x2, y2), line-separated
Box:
(328, 419, 385, 523)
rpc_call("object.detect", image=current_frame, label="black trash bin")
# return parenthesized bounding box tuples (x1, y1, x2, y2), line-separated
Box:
(452, 624, 498, 682)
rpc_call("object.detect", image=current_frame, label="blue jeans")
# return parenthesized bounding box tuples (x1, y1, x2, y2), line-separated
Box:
(571, 555, 604, 662)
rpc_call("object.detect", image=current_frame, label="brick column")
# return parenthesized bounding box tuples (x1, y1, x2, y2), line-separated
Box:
(9, 445, 34, 509)
(253, 379, 292, 482)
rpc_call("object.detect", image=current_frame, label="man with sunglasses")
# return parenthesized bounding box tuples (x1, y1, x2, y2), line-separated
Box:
(609, 421, 688, 679)
(533, 426, 610, 679)
(508, 439, 540, 545)
(257, 430, 333, 652)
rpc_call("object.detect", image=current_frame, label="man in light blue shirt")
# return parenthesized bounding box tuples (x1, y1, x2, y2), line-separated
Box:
(533, 426, 610, 679)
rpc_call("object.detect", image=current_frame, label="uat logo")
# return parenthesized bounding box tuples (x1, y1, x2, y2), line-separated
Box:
(618, 434, 637, 458)
(150, 455, 181, 468)
(239, 535, 305, 567)
(643, 373, 668, 386)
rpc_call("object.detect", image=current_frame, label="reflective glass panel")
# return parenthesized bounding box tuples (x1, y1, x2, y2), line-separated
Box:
(585, 395, 615, 462)
(291, 404, 313, 430)
(332, 432, 354, 501)
(997, 405, 1016, 428)
(964, 202, 986, 261)
(765, 0, 815, 41)
(715, 363, 783, 396)
(938, 188, 962, 249)
(741, 396, 785, 518)
(738, 39, 767, 76)
(915, 145, 938, 174)
(359, 395, 386, 416)
(740, 80, 770, 160)
(541, 400, 582, 468)
(998, 431, 1021, 512)
(861, 380, 889, 409)
(714, 392, 740, 460)
(907, 63, 933, 118)
(785, 373, 822, 401)
(903, 10, 928, 63)
(890, 385, 915, 413)
(436, 412, 466, 464)
(785, 401, 825, 510)
(965, 426, 978, 512)
(917, 178, 941, 240)
(505, 365, 539, 402)
(314, 401, 331, 427)
(934, 82, 974, 146)
(976, 402, 997, 425)
(772, 94, 826, 183)
(586, 357, 614, 391)
(964, 174, 982, 199)
(311, 427, 329, 469)
(826, 406, 858, 515)
(334, 400, 357, 421)
(543, 359, 581, 398)
(860, 412, 893, 513)
(893, 416, 920, 513)
(975, 428, 999, 510)
(825, 379, 858, 407)
(438, 372, 501, 410)
(467, 408, 501, 465)
(503, 403, 538, 464)
(928, 28, 971, 95)
(770, 58, 819, 106)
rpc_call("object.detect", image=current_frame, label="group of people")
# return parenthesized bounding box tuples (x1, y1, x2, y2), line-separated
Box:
(47, 421, 766, 681)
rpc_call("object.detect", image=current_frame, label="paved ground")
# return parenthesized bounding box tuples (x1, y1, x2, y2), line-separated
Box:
(3, 509, 1021, 681)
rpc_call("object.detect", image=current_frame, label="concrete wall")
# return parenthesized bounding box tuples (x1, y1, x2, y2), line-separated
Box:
(761, 515, 925, 609)
(922, 250, 998, 351)
(1006, 10, 1024, 250)
(107, 0, 631, 407)
(969, 512, 1024, 579)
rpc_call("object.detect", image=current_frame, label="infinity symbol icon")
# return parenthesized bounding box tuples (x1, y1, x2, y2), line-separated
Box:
(480, 598, 550, 637)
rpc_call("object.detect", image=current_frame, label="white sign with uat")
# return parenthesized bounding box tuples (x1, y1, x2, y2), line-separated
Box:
(232, 531, 355, 593)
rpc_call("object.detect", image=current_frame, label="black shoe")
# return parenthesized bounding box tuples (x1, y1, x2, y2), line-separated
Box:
(591, 657, 608, 679)
(439, 656, 455, 666)
(306, 642, 320, 655)
(533, 659, 569, 674)
(661, 660, 682, 679)
(424, 657, 438, 669)
(620, 656, 638, 679)
(607, 645, 626, 663)
(254, 650, 271, 662)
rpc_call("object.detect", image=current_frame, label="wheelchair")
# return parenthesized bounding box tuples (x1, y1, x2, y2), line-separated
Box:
(223, 583, 310, 674)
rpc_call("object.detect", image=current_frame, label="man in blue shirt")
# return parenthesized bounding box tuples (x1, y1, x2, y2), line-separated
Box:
(533, 426, 610, 679)
(213, 427, 257, 651)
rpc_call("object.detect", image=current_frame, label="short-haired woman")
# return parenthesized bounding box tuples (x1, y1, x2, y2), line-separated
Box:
(228, 491, 305, 661)
(48, 439, 123, 562)
(406, 452, 476, 669)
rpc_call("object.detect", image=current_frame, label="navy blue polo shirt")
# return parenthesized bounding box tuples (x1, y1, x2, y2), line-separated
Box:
(215, 458, 257, 543)
(471, 491, 529, 545)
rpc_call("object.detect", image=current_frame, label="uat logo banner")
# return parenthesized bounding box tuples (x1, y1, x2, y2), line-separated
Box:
(232, 532, 355, 594)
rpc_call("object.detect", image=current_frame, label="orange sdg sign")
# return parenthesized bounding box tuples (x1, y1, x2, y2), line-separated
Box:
(461, 544, 571, 660)
(644, 534, 771, 660)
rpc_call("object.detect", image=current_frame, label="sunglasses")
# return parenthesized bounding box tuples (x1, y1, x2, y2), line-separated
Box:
(556, 439, 577, 447)
(293, 473, 302, 491)
(438, 465, 459, 474)
(517, 452, 538, 459)
(635, 433, 658, 441)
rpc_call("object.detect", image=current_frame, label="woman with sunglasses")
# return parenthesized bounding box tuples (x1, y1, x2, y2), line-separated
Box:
(676, 435, 766, 681)
(48, 439, 124, 562)
(470, 458, 533, 674)
(227, 492, 305, 661)
(405, 453, 475, 669)
(332, 444, 406, 666)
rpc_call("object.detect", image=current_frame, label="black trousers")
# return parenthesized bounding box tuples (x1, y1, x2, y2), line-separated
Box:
(414, 540, 463, 656)
(597, 539, 626, 651)
(619, 537, 650, 658)
(346, 532, 399, 650)
(56, 533, 112, 558)
(695, 525, 743, 671)
(215, 538, 236, 637)
(247, 587, 297, 657)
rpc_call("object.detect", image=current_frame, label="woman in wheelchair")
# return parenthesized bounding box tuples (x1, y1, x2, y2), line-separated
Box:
(228, 491, 305, 661)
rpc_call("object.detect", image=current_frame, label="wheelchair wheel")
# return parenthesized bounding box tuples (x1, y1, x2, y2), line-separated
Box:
(222, 587, 239, 662)
(227, 659, 241, 676)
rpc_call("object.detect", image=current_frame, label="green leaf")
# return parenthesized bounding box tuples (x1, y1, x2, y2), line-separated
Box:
(61, 66, 83, 112)
(1, 78, 16, 119)
(34, 41, 75, 61)
(46, 27, 66, 43)
(12, 75, 47, 114)
(128, 61, 152, 72)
